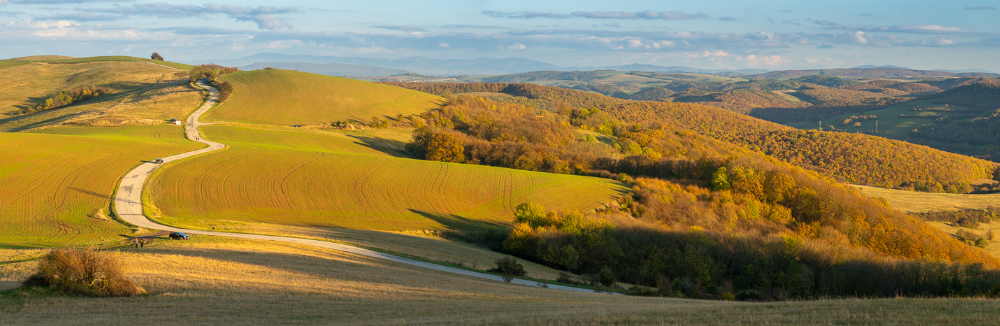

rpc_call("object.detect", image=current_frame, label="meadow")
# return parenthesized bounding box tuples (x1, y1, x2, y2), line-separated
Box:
(787, 99, 974, 137)
(205, 69, 444, 125)
(10, 55, 194, 70)
(0, 126, 203, 248)
(0, 58, 202, 131)
(855, 185, 1000, 213)
(147, 125, 627, 231)
(4, 238, 1000, 325)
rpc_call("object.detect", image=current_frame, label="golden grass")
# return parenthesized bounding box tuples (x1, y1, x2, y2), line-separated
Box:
(206, 69, 444, 125)
(0, 126, 203, 247)
(0, 61, 182, 115)
(9, 55, 73, 61)
(147, 125, 627, 231)
(854, 185, 1000, 213)
(5, 238, 1000, 325)
(926, 221, 1000, 257)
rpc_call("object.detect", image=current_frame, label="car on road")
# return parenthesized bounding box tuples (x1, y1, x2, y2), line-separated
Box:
(168, 232, 190, 240)
(153, 158, 164, 164)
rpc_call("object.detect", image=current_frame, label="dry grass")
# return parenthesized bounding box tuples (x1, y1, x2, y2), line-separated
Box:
(926, 221, 1000, 257)
(0, 60, 202, 131)
(4, 238, 1000, 325)
(147, 125, 627, 231)
(854, 185, 1000, 213)
(206, 69, 443, 125)
(0, 126, 202, 247)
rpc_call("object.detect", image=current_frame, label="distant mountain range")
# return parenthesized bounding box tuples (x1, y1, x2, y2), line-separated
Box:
(747, 68, 998, 80)
(211, 52, 997, 78)
(211, 52, 771, 77)
(242, 62, 408, 77)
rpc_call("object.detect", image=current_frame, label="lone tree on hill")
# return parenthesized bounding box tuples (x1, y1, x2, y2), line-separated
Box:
(151, 52, 164, 61)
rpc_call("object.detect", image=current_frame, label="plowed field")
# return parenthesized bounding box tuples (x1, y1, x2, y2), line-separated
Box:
(148, 126, 627, 231)
(0, 125, 202, 247)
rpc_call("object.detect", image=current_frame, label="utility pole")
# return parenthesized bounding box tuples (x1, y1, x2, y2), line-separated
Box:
(819, 120, 822, 131)
(875, 120, 878, 133)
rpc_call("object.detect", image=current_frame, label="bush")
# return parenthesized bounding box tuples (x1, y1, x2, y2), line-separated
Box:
(215, 81, 234, 102)
(22, 248, 143, 297)
(150, 52, 164, 61)
(490, 257, 526, 282)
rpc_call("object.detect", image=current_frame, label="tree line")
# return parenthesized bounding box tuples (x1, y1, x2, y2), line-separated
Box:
(12, 86, 111, 116)
(189, 64, 238, 102)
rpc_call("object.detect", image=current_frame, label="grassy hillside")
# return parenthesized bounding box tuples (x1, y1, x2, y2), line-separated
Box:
(855, 185, 1000, 213)
(148, 125, 626, 231)
(206, 69, 443, 125)
(9, 55, 193, 70)
(0, 126, 203, 248)
(0, 59, 202, 131)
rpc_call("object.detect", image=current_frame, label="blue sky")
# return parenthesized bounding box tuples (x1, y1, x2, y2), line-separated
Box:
(1, 0, 998, 71)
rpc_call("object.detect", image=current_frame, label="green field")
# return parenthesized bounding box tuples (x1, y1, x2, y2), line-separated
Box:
(206, 69, 444, 125)
(0, 125, 203, 247)
(787, 99, 975, 137)
(0, 59, 202, 131)
(148, 125, 627, 231)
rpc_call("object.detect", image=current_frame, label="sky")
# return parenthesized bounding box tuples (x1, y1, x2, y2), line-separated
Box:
(1, 0, 998, 71)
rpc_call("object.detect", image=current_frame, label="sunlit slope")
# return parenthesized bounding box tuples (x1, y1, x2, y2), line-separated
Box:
(0, 59, 202, 131)
(0, 126, 203, 247)
(148, 126, 627, 231)
(855, 185, 1000, 213)
(205, 69, 443, 125)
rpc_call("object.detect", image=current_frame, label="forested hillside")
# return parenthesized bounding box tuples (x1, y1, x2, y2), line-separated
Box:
(391, 87, 1000, 299)
(386, 82, 998, 189)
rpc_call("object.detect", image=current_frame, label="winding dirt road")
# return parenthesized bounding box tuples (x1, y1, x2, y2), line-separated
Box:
(113, 80, 598, 293)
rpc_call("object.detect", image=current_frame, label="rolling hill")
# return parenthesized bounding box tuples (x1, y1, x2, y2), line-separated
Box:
(147, 125, 627, 231)
(205, 69, 444, 125)
(387, 82, 999, 188)
(0, 125, 202, 247)
(0, 57, 202, 131)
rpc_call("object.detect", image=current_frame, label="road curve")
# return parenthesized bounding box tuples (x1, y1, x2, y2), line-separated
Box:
(113, 80, 600, 294)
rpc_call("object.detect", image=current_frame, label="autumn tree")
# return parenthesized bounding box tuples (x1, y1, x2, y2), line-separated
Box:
(426, 132, 465, 163)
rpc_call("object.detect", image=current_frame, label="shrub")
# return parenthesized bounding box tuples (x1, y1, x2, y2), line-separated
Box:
(490, 256, 526, 282)
(22, 248, 143, 297)
(598, 267, 616, 287)
(215, 81, 234, 102)
(150, 52, 164, 61)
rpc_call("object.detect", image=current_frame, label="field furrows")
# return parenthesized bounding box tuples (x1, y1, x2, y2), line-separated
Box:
(205, 69, 443, 125)
(149, 126, 627, 231)
(0, 126, 201, 247)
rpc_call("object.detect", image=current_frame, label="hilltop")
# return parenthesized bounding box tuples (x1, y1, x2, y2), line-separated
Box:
(205, 69, 443, 125)
(0, 56, 202, 131)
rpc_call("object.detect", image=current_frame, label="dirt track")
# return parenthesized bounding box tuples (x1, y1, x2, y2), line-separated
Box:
(113, 80, 600, 294)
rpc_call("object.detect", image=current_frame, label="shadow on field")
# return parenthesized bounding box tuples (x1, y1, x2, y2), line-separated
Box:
(70, 187, 112, 200)
(0, 111, 87, 131)
(408, 209, 503, 231)
(347, 135, 413, 158)
(129, 244, 405, 294)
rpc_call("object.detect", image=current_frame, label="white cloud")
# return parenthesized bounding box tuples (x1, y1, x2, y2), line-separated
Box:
(686, 50, 729, 58)
(438, 43, 450, 48)
(507, 43, 525, 50)
(740, 54, 787, 66)
(853, 31, 868, 44)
